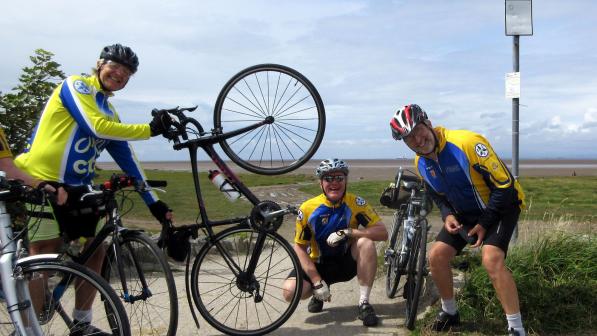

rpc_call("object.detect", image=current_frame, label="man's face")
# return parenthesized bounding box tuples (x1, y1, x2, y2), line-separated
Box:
(404, 122, 435, 155)
(320, 172, 347, 203)
(99, 61, 132, 92)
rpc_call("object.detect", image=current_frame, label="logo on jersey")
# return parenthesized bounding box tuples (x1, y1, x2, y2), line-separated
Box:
(475, 143, 489, 157)
(73, 80, 91, 95)
(297, 209, 303, 221)
(355, 196, 366, 206)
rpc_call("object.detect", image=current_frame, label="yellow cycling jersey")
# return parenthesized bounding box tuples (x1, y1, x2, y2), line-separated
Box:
(14, 74, 156, 204)
(0, 128, 12, 159)
(415, 127, 525, 228)
(294, 192, 381, 262)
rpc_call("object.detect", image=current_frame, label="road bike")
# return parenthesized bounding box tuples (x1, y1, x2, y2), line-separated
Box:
(0, 173, 130, 335)
(51, 175, 178, 336)
(381, 166, 431, 330)
(155, 63, 325, 335)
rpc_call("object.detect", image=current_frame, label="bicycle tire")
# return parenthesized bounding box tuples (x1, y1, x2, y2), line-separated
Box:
(385, 210, 406, 298)
(101, 231, 178, 336)
(214, 64, 326, 175)
(405, 220, 428, 330)
(19, 258, 130, 335)
(190, 226, 303, 335)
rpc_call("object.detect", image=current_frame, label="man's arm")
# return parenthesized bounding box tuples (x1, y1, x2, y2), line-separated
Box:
(349, 221, 388, 242)
(293, 243, 322, 284)
(0, 158, 67, 204)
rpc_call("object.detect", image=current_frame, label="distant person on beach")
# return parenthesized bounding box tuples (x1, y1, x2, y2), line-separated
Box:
(282, 159, 388, 327)
(13, 43, 173, 335)
(390, 104, 527, 336)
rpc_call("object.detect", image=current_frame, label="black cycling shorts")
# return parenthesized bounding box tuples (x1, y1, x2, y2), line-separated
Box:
(287, 248, 357, 286)
(435, 207, 521, 256)
(50, 187, 103, 241)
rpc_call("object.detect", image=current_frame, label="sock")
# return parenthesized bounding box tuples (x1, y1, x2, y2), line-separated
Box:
(73, 309, 92, 323)
(506, 312, 525, 336)
(441, 298, 457, 315)
(359, 285, 371, 305)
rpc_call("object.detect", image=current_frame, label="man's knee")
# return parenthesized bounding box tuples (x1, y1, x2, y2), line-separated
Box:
(429, 242, 456, 267)
(481, 245, 506, 278)
(353, 237, 376, 261)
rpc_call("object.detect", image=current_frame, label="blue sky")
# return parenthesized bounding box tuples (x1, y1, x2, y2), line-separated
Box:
(1, 0, 596, 161)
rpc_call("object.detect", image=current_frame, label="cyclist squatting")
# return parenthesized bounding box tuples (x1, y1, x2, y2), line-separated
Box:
(12, 44, 174, 335)
(282, 159, 388, 327)
(390, 104, 527, 336)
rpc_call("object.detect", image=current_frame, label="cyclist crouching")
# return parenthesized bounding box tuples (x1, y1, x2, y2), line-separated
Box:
(282, 159, 388, 327)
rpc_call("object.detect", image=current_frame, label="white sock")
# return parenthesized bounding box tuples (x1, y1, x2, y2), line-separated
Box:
(506, 312, 525, 336)
(73, 309, 92, 323)
(359, 285, 371, 305)
(441, 298, 458, 315)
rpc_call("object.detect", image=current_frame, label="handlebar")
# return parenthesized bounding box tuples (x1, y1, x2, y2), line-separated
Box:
(0, 176, 46, 204)
(79, 174, 167, 202)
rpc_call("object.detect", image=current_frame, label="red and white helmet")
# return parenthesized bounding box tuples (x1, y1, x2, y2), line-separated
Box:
(390, 104, 428, 140)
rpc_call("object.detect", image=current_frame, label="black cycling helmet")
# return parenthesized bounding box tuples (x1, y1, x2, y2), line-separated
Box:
(390, 104, 428, 140)
(99, 43, 139, 73)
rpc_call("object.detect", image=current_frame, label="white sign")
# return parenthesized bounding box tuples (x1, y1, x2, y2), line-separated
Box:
(505, 72, 520, 99)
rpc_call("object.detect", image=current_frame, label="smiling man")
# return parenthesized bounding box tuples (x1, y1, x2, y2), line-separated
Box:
(390, 104, 526, 336)
(14, 43, 174, 335)
(282, 159, 388, 327)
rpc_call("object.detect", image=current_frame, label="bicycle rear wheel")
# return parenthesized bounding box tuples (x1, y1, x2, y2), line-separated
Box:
(190, 226, 302, 335)
(102, 231, 178, 336)
(214, 64, 325, 175)
(385, 210, 406, 299)
(20, 258, 130, 335)
(405, 220, 428, 330)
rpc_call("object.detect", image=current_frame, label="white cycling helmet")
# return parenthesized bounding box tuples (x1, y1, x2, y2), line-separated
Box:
(315, 159, 349, 178)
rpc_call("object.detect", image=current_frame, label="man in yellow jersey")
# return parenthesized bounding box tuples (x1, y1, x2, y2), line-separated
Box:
(282, 159, 388, 327)
(390, 104, 526, 336)
(14, 44, 173, 335)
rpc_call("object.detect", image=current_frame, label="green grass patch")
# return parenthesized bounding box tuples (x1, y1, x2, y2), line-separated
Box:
(424, 232, 596, 335)
(300, 177, 597, 224)
(94, 170, 314, 232)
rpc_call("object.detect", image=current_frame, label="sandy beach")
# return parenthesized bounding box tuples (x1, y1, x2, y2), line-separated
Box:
(98, 159, 597, 181)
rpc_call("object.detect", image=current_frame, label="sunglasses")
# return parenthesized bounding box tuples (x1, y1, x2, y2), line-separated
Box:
(322, 175, 346, 183)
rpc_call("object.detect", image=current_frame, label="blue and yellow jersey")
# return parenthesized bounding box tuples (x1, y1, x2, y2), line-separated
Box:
(0, 128, 12, 159)
(415, 127, 525, 229)
(294, 192, 381, 262)
(14, 74, 157, 204)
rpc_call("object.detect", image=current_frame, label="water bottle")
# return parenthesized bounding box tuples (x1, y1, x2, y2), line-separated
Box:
(208, 170, 240, 202)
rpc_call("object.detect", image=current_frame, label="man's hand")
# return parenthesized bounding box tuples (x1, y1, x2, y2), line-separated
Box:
(467, 224, 486, 248)
(444, 214, 461, 234)
(149, 200, 173, 222)
(149, 109, 173, 137)
(312, 280, 331, 302)
(326, 228, 352, 247)
(37, 182, 68, 206)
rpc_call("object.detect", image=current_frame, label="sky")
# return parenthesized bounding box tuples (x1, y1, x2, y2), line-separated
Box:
(1, 0, 596, 161)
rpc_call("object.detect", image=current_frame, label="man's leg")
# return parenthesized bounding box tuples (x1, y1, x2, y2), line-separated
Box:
(428, 241, 460, 330)
(28, 238, 63, 314)
(352, 237, 379, 326)
(74, 238, 106, 313)
(282, 277, 313, 302)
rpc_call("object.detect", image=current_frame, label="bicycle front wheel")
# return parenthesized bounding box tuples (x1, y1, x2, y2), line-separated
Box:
(405, 220, 428, 330)
(102, 231, 178, 336)
(214, 64, 325, 175)
(20, 258, 130, 335)
(385, 210, 406, 299)
(190, 227, 302, 335)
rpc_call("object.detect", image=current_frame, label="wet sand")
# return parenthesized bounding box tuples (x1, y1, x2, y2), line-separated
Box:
(98, 159, 597, 181)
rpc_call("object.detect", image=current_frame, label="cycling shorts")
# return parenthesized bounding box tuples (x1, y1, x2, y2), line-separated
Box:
(287, 248, 357, 286)
(28, 188, 103, 242)
(435, 207, 520, 256)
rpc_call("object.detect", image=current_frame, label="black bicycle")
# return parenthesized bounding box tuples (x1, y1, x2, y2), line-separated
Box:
(155, 64, 325, 335)
(381, 166, 431, 330)
(47, 175, 178, 336)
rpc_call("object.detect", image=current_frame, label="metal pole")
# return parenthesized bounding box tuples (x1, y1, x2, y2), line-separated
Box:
(511, 35, 520, 243)
(512, 35, 520, 179)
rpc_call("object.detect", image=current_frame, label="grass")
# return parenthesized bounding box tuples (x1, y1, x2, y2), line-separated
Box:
(415, 231, 596, 335)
